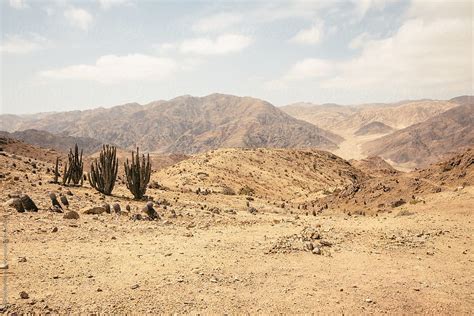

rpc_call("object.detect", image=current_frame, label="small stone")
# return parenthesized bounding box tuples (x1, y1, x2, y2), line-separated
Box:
(365, 298, 373, 303)
(0, 263, 9, 269)
(131, 284, 139, 289)
(51, 227, 58, 233)
(63, 210, 80, 220)
(312, 247, 321, 255)
(20, 291, 29, 299)
(3, 198, 24, 212)
(18, 257, 27, 263)
(82, 206, 106, 215)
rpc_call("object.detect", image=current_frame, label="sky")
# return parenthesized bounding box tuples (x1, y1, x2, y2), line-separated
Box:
(1, 0, 472, 114)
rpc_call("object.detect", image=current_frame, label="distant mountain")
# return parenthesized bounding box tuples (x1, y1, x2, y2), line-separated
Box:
(281, 98, 461, 134)
(0, 129, 104, 154)
(354, 121, 395, 136)
(362, 104, 474, 167)
(0, 94, 342, 154)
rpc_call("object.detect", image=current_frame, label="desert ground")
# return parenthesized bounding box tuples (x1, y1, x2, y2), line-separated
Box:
(1, 144, 473, 314)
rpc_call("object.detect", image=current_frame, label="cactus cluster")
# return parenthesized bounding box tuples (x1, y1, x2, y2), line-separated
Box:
(63, 144, 84, 186)
(88, 145, 119, 195)
(124, 147, 151, 200)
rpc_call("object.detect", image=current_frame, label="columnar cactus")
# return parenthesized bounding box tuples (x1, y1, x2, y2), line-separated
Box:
(53, 157, 60, 183)
(63, 144, 84, 186)
(88, 145, 118, 195)
(124, 147, 151, 200)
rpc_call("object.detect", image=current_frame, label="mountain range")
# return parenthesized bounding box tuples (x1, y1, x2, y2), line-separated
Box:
(0, 94, 341, 154)
(0, 93, 472, 168)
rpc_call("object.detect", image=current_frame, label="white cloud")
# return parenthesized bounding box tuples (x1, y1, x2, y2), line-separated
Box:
(179, 34, 252, 55)
(270, 0, 472, 97)
(290, 22, 324, 45)
(192, 12, 242, 33)
(40, 54, 177, 84)
(285, 58, 334, 80)
(64, 7, 93, 31)
(9, 0, 29, 9)
(348, 32, 371, 49)
(98, 0, 131, 10)
(0, 34, 48, 54)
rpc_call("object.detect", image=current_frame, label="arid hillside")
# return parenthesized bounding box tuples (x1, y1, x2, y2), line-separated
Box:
(0, 129, 104, 154)
(317, 148, 474, 214)
(363, 104, 474, 167)
(281, 99, 459, 134)
(155, 148, 367, 202)
(0, 94, 342, 154)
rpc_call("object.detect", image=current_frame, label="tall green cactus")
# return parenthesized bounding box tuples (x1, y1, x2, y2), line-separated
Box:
(63, 144, 84, 186)
(88, 145, 118, 195)
(124, 147, 151, 200)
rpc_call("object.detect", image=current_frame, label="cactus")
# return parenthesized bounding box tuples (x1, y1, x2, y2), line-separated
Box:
(124, 147, 151, 200)
(62, 144, 84, 186)
(53, 157, 60, 183)
(88, 145, 118, 195)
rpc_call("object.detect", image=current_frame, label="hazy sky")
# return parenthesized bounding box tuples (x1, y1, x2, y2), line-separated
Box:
(1, 0, 472, 114)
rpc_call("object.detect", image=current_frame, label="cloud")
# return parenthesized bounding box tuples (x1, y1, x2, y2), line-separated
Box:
(40, 54, 177, 84)
(348, 32, 371, 49)
(179, 34, 252, 55)
(270, 0, 472, 97)
(192, 12, 243, 33)
(0, 34, 48, 54)
(285, 58, 334, 80)
(290, 22, 324, 45)
(9, 0, 29, 9)
(64, 7, 93, 31)
(97, 0, 131, 10)
(351, 0, 396, 19)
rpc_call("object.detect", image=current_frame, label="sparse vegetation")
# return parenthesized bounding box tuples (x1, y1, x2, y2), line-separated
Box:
(88, 145, 118, 195)
(62, 144, 84, 186)
(124, 147, 151, 200)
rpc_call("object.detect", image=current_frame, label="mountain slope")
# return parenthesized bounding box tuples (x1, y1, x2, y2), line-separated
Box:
(362, 104, 474, 167)
(155, 148, 367, 201)
(1, 94, 342, 154)
(281, 99, 460, 134)
(0, 129, 104, 154)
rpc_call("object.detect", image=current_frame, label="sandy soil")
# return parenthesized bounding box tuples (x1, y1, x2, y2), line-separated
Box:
(0, 149, 473, 314)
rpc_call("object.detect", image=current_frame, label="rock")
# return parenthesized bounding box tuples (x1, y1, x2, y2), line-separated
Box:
(20, 194, 38, 212)
(51, 227, 58, 233)
(248, 207, 258, 215)
(391, 199, 406, 208)
(126, 205, 131, 212)
(60, 195, 69, 207)
(20, 291, 29, 299)
(365, 298, 373, 303)
(49, 192, 62, 210)
(50, 205, 63, 213)
(103, 203, 111, 214)
(112, 203, 121, 214)
(63, 210, 80, 220)
(312, 247, 321, 255)
(18, 257, 27, 263)
(143, 201, 159, 220)
(82, 206, 106, 215)
(66, 190, 73, 196)
(304, 242, 314, 251)
(130, 214, 143, 221)
(4, 198, 25, 212)
(131, 284, 139, 290)
(0, 263, 9, 269)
